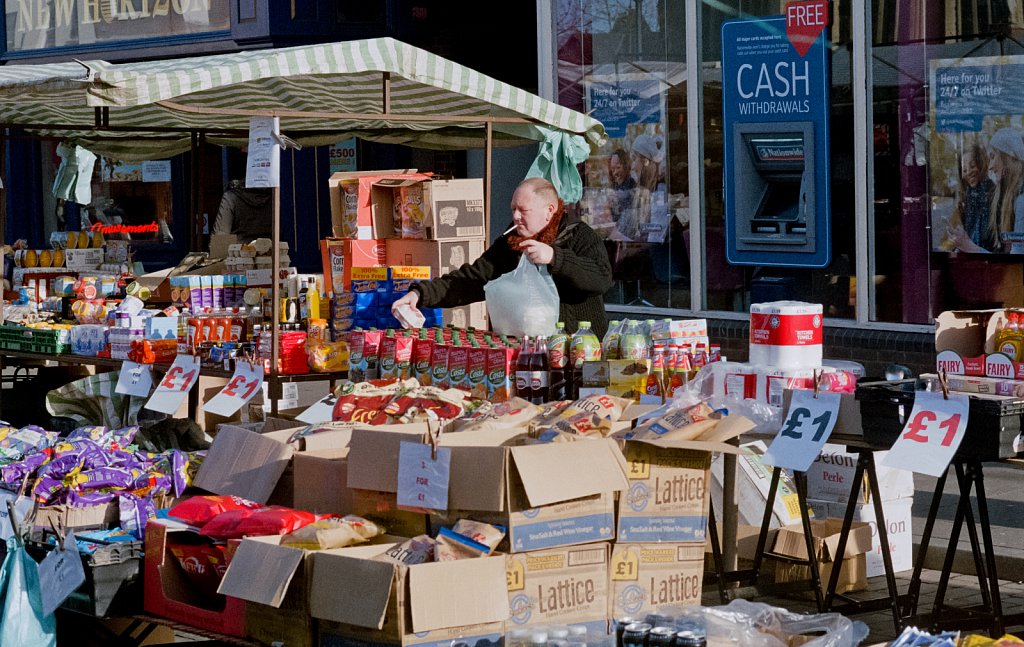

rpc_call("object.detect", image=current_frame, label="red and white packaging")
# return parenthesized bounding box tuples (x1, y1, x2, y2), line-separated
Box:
(749, 301, 823, 369)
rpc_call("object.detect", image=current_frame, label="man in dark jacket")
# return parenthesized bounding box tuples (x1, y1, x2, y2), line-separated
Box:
(391, 177, 613, 337)
(212, 180, 274, 241)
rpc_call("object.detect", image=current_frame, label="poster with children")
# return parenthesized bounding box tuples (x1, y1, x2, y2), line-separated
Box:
(930, 54, 1024, 254)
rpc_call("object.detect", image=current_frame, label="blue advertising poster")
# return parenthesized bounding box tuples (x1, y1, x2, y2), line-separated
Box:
(721, 12, 831, 268)
(582, 74, 670, 245)
(930, 55, 1024, 254)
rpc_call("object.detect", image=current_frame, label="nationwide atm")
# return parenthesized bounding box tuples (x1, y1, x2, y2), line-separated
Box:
(721, 14, 831, 268)
(732, 121, 815, 250)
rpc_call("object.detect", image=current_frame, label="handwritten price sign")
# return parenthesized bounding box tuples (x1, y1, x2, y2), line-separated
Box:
(396, 441, 451, 511)
(38, 532, 86, 617)
(144, 354, 201, 414)
(203, 361, 265, 417)
(115, 360, 154, 397)
(297, 392, 338, 424)
(881, 391, 969, 477)
(762, 390, 841, 472)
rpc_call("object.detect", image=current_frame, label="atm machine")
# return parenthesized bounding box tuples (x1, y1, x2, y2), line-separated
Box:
(729, 121, 817, 261)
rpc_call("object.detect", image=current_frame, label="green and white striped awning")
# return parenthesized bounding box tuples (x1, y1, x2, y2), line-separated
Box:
(0, 38, 606, 164)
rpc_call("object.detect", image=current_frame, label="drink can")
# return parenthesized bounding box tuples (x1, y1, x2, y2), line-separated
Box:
(622, 622, 652, 647)
(615, 616, 640, 647)
(674, 631, 706, 647)
(648, 627, 676, 647)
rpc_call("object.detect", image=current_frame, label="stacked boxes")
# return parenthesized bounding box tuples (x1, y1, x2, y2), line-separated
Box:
(329, 266, 441, 339)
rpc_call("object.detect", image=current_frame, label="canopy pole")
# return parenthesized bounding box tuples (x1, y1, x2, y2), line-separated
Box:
(382, 72, 392, 114)
(190, 132, 199, 252)
(0, 128, 7, 246)
(485, 121, 493, 240)
(270, 184, 282, 416)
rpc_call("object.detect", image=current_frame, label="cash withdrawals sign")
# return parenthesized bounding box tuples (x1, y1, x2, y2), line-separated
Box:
(721, 1, 832, 268)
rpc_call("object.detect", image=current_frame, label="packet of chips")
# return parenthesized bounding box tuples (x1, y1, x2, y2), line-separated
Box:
(435, 527, 490, 561)
(629, 402, 721, 442)
(280, 515, 384, 550)
(450, 519, 505, 552)
(373, 534, 436, 565)
(455, 397, 543, 432)
(529, 394, 631, 437)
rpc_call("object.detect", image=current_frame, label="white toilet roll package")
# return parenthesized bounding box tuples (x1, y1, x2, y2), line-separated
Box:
(749, 301, 823, 369)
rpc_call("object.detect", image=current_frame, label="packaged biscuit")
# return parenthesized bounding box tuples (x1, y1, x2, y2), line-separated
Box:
(628, 402, 721, 442)
(374, 534, 436, 565)
(529, 394, 631, 436)
(450, 519, 505, 552)
(456, 397, 542, 432)
(435, 527, 489, 561)
(399, 184, 427, 239)
(281, 515, 383, 550)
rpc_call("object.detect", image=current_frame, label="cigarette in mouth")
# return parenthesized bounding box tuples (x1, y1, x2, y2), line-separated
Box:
(502, 224, 517, 236)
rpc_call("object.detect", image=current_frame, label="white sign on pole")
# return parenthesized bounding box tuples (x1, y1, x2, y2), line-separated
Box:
(245, 116, 281, 188)
(203, 361, 265, 417)
(38, 533, 86, 617)
(144, 354, 201, 414)
(762, 390, 841, 472)
(296, 393, 338, 424)
(116, 360, 154, 397)
(881, 391, 970, 477)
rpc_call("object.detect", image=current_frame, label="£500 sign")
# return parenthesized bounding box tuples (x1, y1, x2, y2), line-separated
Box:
(881, 391, 969, 477)
(144, 354, 202, 414)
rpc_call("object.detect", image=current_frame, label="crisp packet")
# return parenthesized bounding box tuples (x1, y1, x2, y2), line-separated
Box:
(72, 467, 140, 491)
(373, 534, 436, 565)
(67, 490, 115, 507)
(110, 426, 140, 450)
(33, 476, 65, 504)
(530, 394, 631, 434)
(67, 426, 112, 446)
(450, 519, 505, 552)
(120, 494, 157, 540)
(1, 452, 51, 485)
(435, 527, 490, 561)
(628, 403, 721, 442)
(280, 515, 384, 550)
(455, 397, 542, 432)
(171, 450, 189, 497)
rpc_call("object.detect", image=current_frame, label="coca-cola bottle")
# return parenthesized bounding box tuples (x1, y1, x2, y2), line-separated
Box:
(515, 336, 533, 400)
(530, 335, 550, 405)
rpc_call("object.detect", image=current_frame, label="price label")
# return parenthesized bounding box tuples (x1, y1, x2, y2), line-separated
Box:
(144, 354, 201, 414)
(762, 390, 841, 472)
(203, 361, 265, 417)
(38, 533, 86, 617)
(396, 441, 451, 511)
(116, 361, 154, 397)
(296, 393, 338, 424)
(882, 391, 969, 477)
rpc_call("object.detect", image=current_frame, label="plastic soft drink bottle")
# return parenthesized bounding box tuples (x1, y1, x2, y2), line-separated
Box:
(515, 336, 534, 400)
(548, 323, 569, 400)
(602, 320, 623, 360)
(569, 321, 601, 399)
(530, 335, 550, 405)
(620, 320, 649, 360)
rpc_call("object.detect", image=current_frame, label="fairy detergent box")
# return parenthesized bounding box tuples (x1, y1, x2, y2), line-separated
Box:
(935, 309, 1024, 379)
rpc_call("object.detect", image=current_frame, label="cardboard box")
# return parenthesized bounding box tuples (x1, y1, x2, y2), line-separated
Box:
(346, 428, 628, 552)
(386, 238, 486, 281)
(135, 252, 226, 304)
(209, 233, 239, 259)
(931, 373, 1024, 397)
(611, 543, 704, 619)
(506, 543, 610, 634)
(218, 536, 316, 647)
(144, 520, 246, 637)
(935, 308, 1024, 379)
(320, 238, 388, 295)
(616, 416, 753, 543)
(767, 518, 873, 594)
(310, 542, 509, 644)
(372, 178, 486, 240)
(710, 440, 806, 531)
(809, 497, 914, 577)
(292, 448, 353, 516)
(804, 443, 914, 503)
(443, 302, 488, 330)
(350, 488, 429, 538)
(328, 170, 421, 238)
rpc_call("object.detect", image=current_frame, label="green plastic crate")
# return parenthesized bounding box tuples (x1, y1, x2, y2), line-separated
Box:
(0, 324, 69, 354)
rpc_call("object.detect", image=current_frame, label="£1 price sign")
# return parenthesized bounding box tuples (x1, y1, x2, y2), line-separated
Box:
(297, 392, 338, 424)
(203, 361, 265, 418)
(144, 354, 201, 414)
(396, 441, 451, 511)
(762, 390, 841, 472)
(881, 391, 969, 477)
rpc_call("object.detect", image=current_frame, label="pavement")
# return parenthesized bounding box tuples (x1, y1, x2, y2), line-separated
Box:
(702, 461, 1024, 644)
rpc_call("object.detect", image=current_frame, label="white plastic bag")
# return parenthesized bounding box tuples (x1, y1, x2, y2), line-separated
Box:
(484, 255, 559, 337)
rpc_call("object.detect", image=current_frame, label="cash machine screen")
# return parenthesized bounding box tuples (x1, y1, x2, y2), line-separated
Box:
(745, 135, 804, 171)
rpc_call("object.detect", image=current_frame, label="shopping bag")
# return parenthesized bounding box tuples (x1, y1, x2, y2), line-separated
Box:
(484, 254, 560, 338)
(0, 538, 56, 647)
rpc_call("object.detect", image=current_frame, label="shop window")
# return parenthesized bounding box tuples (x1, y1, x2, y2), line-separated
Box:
(871, 0, 1024, 323)
(88, 158, 175, 246)
(555, 0, 692, 310)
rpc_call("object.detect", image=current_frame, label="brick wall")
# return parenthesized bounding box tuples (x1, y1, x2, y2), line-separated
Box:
(707, 318, 935, 379)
